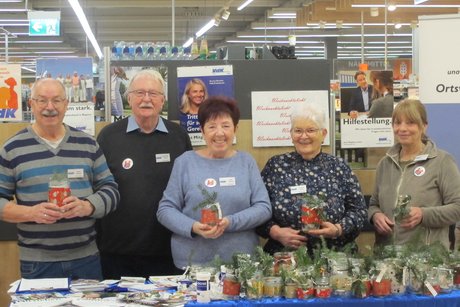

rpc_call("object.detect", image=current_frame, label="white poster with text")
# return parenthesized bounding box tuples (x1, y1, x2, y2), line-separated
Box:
(251, 91, 329, 147)
(64, 103, 95, 136)
(340, 117, 393, 148)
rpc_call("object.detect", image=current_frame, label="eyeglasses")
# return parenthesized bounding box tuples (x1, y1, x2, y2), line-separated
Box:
(292, 128, 321, 136)
(129, 90, 164, 98)
(31, 97, 66, 106)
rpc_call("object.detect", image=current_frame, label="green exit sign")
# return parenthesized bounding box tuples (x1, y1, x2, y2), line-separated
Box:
(28, 11, 60, 36)
(29, 19, 60, 36)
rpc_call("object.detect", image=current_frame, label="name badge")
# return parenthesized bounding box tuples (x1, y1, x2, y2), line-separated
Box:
(290, 185, 307, 195)
(155, 153, 171, 163)
(67, 168, 84, 179)
(219, 177, 236, 187)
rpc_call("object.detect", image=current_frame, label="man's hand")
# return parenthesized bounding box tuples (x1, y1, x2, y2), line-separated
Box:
(60, 197, 95, 219)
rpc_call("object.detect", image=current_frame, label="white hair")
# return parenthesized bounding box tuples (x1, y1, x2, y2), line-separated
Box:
(125, 69, 165, 98)
(290, 102, 326, 129)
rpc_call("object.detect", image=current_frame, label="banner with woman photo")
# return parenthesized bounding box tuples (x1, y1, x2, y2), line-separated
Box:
(177, 65, 234, 146)
(340, 70, 394, 148)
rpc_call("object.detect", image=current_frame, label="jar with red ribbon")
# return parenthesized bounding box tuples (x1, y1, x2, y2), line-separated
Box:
(299, 194, 325, 232)
(48, 172, 71, 207)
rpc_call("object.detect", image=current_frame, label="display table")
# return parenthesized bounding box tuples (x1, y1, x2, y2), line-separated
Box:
(187, 290, 460, 307)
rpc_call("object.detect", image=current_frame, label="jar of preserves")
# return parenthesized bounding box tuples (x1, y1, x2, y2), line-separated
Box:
(351, 276, 372, 298)
(263, 276, 282, 297)
(437, 266, 454, 293)
(371, 261, 392, 297)
(284, 281, 298, 299)
(329, 258, 352, 297)
(407, 257, 429, 294)
(423, 269, 441, 296)
(222, 274, 241, 298)
(296, 278, 315, 299)
(385, 258, 406, 295)
(300, 202, 323, 232)
(349, 258, 365, 276)
(246, 276, 264, 299)
(200, 202, 222, 226)
(273, 252, 294, 276)
(315, 275, 332, 299)
(453, 264, 460, 288)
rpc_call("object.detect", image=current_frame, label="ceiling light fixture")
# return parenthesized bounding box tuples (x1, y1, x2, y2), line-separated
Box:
(214, 17, 221, 26)
(221, 9, 230, 21)
(0, 8, 27, 12)
(370, 7, 379, 17)
(237, 0, 254, 11)
(353, 4, 460, 8)
(67, 0, 103, 59)
(9, 40, 63, 43)
(336, 20, 343, 29)
(394, 23, 402, 29)
(196, 19, 215, 38)
(387, 3, 397, 11)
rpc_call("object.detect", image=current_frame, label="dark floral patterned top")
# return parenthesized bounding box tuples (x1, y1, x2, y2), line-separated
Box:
(257, 151, 367, 254)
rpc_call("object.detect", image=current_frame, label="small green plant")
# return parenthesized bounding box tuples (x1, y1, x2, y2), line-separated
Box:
(294, 245, 313, 269)
(393, 194, 411, 222)
(254, 246, 274, 277)
(50, 172, 67, 182)
(194, 184, 218, 210)
(233, 253, 258, 292)
(351, 277, 369, 298)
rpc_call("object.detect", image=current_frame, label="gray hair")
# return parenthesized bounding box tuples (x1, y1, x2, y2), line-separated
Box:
(31, 78, 66, 98)
(124, 69, 166, 98)
(290, 102, 326, 129)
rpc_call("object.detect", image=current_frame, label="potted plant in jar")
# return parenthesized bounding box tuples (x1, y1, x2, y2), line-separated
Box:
(351, 275, 372, 298)
(233, 253, 262, 299)
(299, 193, 327, 232)
(280, 267, 298, 299)
(293, 246, 315, 299)
(254, 246, 275, 277)
(194, 184, 222, 226)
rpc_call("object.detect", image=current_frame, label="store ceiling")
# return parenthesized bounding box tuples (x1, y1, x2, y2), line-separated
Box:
(0, 0, 459, 74)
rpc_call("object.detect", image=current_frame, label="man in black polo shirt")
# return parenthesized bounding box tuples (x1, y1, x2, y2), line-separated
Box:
(97, 69, 192, 278)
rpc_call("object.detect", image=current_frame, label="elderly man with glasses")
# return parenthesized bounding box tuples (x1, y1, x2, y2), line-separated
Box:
(0, 78, 120, 280)
(96, 69, 192, 279)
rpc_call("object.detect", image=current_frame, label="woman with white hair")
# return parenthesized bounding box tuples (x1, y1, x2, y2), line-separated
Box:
(257, 102, 367, 254)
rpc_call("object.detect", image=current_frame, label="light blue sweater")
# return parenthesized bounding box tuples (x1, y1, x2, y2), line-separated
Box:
(157, 151, 271, 269)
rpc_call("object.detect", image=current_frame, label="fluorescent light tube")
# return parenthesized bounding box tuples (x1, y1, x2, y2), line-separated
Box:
(67, 0, 103, 59)
(183, 37, 194, 48)
(237, 0, 254, 11)
(196, 19, 215, 38)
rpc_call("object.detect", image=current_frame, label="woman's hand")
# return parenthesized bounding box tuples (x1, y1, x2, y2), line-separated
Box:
(192, 217, 230, 239)
(372, 212, 394, 235)
(269, 225, 307, 249)
(400, 207, 423, 229)
(308, 222, 342, 239)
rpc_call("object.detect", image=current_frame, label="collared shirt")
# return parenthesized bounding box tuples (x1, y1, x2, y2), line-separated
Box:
(126, 116, 168, 134)
(361, 86, 370, 111)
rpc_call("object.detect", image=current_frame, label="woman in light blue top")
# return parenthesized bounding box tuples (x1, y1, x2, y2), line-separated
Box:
(157, 96, 272, 269)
